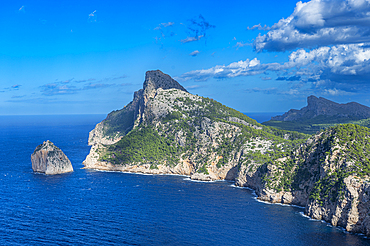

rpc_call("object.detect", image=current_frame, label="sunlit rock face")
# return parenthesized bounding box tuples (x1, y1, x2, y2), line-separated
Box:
(31, 140, 73, 175)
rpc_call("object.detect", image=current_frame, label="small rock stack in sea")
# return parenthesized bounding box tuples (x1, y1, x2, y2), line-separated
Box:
(31, 140, 73, 175)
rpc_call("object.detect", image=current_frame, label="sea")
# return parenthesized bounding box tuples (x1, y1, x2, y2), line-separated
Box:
(0, 114, 369, 246)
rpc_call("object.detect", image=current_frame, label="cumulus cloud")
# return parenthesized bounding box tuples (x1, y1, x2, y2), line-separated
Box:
(181, 43, 370, 92)
(181, 57, 265, 81)
(323, 88, 354, 96)
(189, 50, 200, 56)
(253, 0, 370, 52)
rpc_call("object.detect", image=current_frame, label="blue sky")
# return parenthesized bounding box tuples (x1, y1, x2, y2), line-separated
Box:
(2, 0, 370, 115)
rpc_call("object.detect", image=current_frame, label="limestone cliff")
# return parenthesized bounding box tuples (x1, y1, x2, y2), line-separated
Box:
(31, 140, 73, 175)
(245, 124, 370, 235)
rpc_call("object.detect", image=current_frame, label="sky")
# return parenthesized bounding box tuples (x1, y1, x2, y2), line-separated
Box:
(2, 0, 370, 115)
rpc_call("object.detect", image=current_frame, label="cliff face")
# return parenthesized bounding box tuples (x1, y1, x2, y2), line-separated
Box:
(250, 124, 370, 235)
(272, 95, 370, 122)
(83, 70, 370, 236)
(31, 140, 73, 175)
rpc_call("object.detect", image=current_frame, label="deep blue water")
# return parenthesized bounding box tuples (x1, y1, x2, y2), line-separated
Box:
(0, 115, 369, 245)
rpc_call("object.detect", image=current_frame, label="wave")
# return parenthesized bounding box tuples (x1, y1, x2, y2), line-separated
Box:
(229, 184, 253, 190)
(252, 196, 305, 209)
(183, 177, 217, 183)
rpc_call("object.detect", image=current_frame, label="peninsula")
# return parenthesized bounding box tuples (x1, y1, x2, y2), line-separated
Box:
(83, 70, 370, 236)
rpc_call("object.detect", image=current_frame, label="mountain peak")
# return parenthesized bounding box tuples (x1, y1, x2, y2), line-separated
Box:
(143, 70, 187, 95)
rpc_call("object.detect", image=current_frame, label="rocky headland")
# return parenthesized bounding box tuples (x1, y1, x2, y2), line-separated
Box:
(83, 70, 370, 236)
(272, 95, 370, 122)
(31, 140, 73, 175)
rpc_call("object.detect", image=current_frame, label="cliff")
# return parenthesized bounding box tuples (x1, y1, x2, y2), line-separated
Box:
(83, 70, 370, 236)
(31, 140, 73, 175)
(249, 124, 370, 235)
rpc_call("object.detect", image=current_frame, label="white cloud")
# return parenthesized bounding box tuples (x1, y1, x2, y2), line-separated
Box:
(88, 10, 97, 22)
(323, 88, 354, 96)
(181, 43, 370, 92)
(154, 22, 175, 30)
(189, 50, 200, 56)
(181, 35, 204, 43)
(253, 0, 370, 52)
(235, 42, 250, 49)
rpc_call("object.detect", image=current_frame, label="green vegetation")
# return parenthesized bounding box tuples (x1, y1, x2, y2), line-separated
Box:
(263, 115, 370, 134)
(99, 91, 311, 172)
(309, 170, 347, 205)
(103, 106, 136, 137)
(100, 126, 179, 166)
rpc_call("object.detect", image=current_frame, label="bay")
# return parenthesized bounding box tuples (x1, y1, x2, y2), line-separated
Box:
(0, 115, 368, 245)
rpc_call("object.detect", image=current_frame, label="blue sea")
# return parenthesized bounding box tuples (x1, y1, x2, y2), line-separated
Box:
(0, 114, 369, 245)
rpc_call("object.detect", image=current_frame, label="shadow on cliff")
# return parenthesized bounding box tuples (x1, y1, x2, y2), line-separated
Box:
(225, 165, 238, 180)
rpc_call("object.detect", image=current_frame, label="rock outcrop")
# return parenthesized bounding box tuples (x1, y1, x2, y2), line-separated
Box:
(272, 95, 370, 122)
(31, 140, 73, 175)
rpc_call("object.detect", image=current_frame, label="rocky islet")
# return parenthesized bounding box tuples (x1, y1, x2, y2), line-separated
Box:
(31, 140, 73, 175)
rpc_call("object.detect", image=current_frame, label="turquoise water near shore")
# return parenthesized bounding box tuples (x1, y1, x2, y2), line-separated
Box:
(0, 115, 369, 245)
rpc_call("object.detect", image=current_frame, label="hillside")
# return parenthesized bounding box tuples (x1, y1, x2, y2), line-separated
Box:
(263, 96, 370, 134)
(83, 70, 370, 236)
(256, 124, 370, 234)
(83, 70, 307, 180)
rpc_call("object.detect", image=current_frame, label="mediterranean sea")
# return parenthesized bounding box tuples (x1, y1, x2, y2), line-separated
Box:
(0, 114, 369, 245)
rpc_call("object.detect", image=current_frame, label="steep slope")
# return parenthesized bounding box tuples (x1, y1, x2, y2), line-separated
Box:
(252, 124, 370, 235)
(264, 96, 370, 134)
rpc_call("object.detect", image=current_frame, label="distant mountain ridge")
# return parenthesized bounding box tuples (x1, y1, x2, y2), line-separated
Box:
(272, 95, 370, 122)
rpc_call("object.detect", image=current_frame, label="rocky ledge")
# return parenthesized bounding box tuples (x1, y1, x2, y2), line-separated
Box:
(31, 140, 73, 175)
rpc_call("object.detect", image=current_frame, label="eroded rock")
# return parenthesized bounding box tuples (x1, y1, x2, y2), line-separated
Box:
(31, 140, 73, 175)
